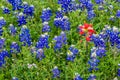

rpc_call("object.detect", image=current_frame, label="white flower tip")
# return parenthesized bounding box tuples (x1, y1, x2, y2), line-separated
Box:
(23, 1, 28, 4)
(9, 24, 13, 26)
(30, 5, 34, 7)
(22, 25, 27, 28)
(71, 45, 75, 47)
(38, 49, 43, 52)
(58, 8, 61, 11)
(43, 22, 48, 25)
(19, 12, 24, 16)
(63, 16, 68, 19)
(1, 6, 4, 9)
(47, 7, 50, 10)
(0, 17, 4, 20)
(54, 66, 58, 69)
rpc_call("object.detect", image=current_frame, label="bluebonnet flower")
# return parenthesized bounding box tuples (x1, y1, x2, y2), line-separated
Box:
(116, 0, 120, 2)
(88, 48, 99, 71)
(42, 22, 50, 32)
(10, 42, 20, 54)
(9, 24, 17, 35)
(0, 50, 9, 67)
(0, 17, 6, 36)
(36, 33, 49, 49)
(85, 1, 93, 11)
(36, 49, 45, 61)
(7, 0, 22, 10)
(52, 66, 60, 78)
(17, 12, 27, 26)
(54, 16, 71, 31)
(95, 0, 104, 4)
(109, 16, 115, 21)
(74, 73, 83, 80)
(53, 31, 67, 51)
(69, 45, 79, 55)
(22, 2, 29, 9)
(90, 34, 106, 48)
(55, 8, 63, 18)
(23, 5, 35, 17)
(87, 10, 96, 20)
(116, 10, 120, 18)
(66, 51, 75, 62)
(12, 77, 19, 80)
(0, 17, 6, 28)
(117, 64, 120, 76)
(88, 74, 96, 80)
(1, 6, 10, 14)
(19, 25, 32, 46)
(40, 8, 52, 22)
(0, 38, 5, 49)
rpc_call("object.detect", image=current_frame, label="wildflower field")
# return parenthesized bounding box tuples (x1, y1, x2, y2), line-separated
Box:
(0, 0, 120, 80)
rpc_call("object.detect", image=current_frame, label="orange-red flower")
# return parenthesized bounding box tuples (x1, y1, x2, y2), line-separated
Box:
(79, 23, 95, 41)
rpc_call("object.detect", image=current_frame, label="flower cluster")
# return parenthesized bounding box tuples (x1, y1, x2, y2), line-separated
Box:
(9, 24, 17, 36)
(116, 10, 120, 18)
(95, 0, 104, 4)
(23, 2, 35, 17)
(36, 49, 45, 61)
(17, 12, 27, 26)
(66, 45, 79, 62)
(40, 8, 52, 22)
(7, 0, 22, 10)
(54, 16, 70, 31)
(79, 23, 95, 41)
(117, 64, 120, 76)
(0, 17, 6, 36)
(1, 6, 10, 14)
(19, 25, 32, 46)
(36, 33, 49, 49)
(74, 73, 83, 80)
(52, 66, 60, 78)
(53, 31, 67, 52)
(58, 0, 80, 13)
(88, 74, 96, 80)
(0, 50, 9, 67)
(0, 37, 9, 67)
(88, 48, 100, 72)
(42, 22, 50, 33)
(10, 42, 20, 54)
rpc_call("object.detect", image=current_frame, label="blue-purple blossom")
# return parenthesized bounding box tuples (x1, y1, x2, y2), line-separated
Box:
(1, 6, 10, 14)
(88, 74, 96, 80)
(54, 16, 70, 31)
(36, 49, 45, 61)
(0, 17, 6, 36)
(52, 66, 60, 78)
(23, 4, 35, 17)
(7, 0, 22, 10)
(116, 10, 120, 18)
(74, 73, 83, 80)
(17, 12, 27, 26)
(53, 31, 67, 52)
(19, 25, 32, 46)
(9, 24, 17, 36)
(10, 42, 20, 54)
(36, 33, 49, 49)
(12, 77, 19, 80)
(88, 48, 99, 72)
(40, 8, 52, 22)
(0, 38, 5, 49)
(42, 22, 50, 32)
(0, 50, 9, 67)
